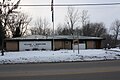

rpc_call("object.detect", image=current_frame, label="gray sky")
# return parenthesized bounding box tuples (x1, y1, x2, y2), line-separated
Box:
(19, 0, 120, 29)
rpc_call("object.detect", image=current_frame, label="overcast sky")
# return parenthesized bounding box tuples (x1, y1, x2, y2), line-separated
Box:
(19, 0, 120, 29)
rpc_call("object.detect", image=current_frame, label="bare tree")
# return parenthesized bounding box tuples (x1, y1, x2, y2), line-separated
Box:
(45, 27, 52, 35)
(81, 22, 107, 37)
(80, 23, 91, 36)
(56, 23, 71, 35)
(0, 0, 21, 37)
(110, 19, 120, 46)
(56, 9, 89, 36)
(0, 21, 3, 49)
(0, 0, 21, 56)
(81, 10, 89, 27)
(7, 13, 32, 37)
(65, 7, 80, 35)
(56, 23, 63, 35)
(43, 18, 50, 35)
(30, 17, 51, 35)
(80, 10, 89, 35)
(33, 18, 43, 35)
(101, 34, 114, 48)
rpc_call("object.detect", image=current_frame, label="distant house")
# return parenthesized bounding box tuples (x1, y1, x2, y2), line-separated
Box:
(5, 35, 104, 51)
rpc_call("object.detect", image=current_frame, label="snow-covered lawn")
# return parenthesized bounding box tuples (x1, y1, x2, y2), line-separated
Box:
(0, 49, 120, 64)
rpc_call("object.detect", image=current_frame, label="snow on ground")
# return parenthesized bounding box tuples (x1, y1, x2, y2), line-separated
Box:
(110, 47, 120, 51)
(0, 49, 120, 64)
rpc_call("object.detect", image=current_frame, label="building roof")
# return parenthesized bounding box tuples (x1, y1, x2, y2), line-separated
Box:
(5, 35, 104, 41)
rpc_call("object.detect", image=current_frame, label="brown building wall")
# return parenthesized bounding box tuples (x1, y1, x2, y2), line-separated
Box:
(64, 41, 71, 49)
(95, 41, 102, 49)
(54, 41, 64, 50)
(54, 41, 71, 50)
(87, 41, 95, 49)
(6, 41, 18, 51)
(5, 39, 102, 51)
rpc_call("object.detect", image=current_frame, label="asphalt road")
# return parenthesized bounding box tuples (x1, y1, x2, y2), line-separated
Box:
(0, 60, 120, 80)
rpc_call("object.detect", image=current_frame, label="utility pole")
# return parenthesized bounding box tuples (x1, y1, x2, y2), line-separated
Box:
(51, 0, 55, 50)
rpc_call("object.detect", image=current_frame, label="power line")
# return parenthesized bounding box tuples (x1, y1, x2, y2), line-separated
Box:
(6, 2, 120, 7)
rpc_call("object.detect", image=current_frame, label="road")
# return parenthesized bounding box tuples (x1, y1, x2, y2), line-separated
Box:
(0, 60, 120, 80)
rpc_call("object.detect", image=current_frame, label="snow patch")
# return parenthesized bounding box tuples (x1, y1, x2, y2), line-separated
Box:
(0, 49, 120, 64)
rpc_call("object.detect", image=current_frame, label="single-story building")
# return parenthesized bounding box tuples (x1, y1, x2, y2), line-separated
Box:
(5, 35, 104, 51)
